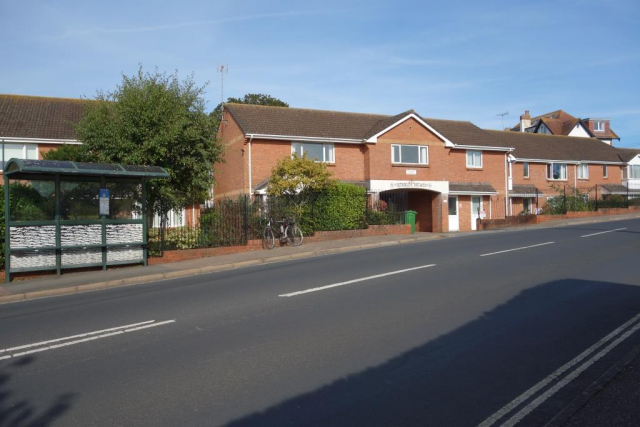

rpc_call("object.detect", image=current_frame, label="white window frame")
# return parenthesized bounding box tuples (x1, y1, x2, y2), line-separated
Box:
(391, 144, 429, 165)
(629, 165, 640, 179)
(1, 143, 38, 171)
(603, 165, 608, 179)
(577, 163, 589, 180)
(523, 162, 529, 178)
(291, 142, 334, 163)
(546, 162, 568, 181)
(466, 150, 482, 168)
(594, 121, 605, 132)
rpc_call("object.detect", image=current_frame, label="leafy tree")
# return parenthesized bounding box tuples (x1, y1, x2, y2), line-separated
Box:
(44, 67, 222, 215)
(211, 93, 288, 129)
(267, 153, 335, 213)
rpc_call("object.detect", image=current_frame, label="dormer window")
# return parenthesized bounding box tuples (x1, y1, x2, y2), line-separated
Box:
(594, 121, 605, 132)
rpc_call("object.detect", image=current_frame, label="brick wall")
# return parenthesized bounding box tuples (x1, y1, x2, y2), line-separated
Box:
(148, 224, 412, 264)
(38, 144, 63, 159)
(536, 206, 640, 222)
(304, 224, 411, 242)
(148, 239, 264, 264)
(214, 111, 248, 198)
(250, 139, 290, 189)
(512, 161, 623, 203)
(478, 214, 538, 230)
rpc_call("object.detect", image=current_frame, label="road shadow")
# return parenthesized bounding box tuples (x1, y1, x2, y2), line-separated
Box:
(0, 356, 74, 427)
(225, 279, 640, 427)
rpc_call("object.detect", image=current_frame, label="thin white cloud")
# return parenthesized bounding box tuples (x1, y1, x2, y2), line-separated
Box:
(52, 10, 330, 39)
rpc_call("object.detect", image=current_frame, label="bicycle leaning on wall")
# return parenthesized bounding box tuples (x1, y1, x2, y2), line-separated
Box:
(263, 217, 304, 249)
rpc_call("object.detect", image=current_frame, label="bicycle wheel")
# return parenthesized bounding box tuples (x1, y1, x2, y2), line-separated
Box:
(263, 227, 275, 249)
(286, 225, 304, 246)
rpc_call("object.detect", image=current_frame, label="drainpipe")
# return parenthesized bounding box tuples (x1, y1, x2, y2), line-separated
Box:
(504, 153, 509, 216)
(247, 135, 254, 198)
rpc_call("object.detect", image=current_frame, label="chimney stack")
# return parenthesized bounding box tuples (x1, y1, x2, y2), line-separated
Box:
(520, 110, 531, 132)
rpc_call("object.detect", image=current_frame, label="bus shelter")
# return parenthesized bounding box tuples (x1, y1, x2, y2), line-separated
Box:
(4, 159, 169, 282)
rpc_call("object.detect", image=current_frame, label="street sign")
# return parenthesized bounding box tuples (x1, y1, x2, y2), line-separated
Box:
(99, 188, 109, 216)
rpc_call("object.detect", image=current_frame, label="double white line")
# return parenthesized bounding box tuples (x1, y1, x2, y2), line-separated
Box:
(478, 312, 640, 426)
(0, 319, 175, 361)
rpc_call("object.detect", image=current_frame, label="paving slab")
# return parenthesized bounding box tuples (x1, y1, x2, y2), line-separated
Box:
(1, 211, 638, 303)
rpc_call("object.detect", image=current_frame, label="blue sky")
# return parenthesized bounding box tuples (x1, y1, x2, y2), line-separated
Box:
(2, 0, 639, 146)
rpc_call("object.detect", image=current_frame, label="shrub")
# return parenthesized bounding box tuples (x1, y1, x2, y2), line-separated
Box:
(310, 183, 367, 231)
(366, 205, 404, 225)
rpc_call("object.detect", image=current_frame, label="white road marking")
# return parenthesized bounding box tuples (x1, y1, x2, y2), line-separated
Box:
(0, 320, 175, 361)
(278, 264, 436, 297)
(581, 227, 626, 238)
(0, 320, 155, 354)
(501, 320, 640, 427)
(479, 242, 555, 257)
(478, 312, 640, 427)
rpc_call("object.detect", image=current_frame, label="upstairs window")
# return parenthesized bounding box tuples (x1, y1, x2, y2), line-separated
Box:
(629, 165, 640, 179)
(577, 164, 589, 179)
(391, 144, 428, 165)
(291, 142, 334, 163)
(546, 163, 567, 180)
(538, 124, 551, 134)
(466, 150, 482, 168)
(603, 165, 608, 178)
(594, 121, 605, 132)
(1, 143, 38, 169)
(523, 162, 529, 178)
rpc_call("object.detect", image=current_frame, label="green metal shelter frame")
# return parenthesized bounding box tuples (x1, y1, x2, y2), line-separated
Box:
(4, 159, 169, 282)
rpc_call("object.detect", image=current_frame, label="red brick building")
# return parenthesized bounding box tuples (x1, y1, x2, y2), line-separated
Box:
(0, 94, 86, 182)
(3, 95, 634, 233)
(0, 94, 202, 227)
(216, 104, 634, 232)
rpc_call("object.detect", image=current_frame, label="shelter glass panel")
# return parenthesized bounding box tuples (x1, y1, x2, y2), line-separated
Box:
(107, 182, 143, 219)
(9, 180, 56, 222)
(61, 180, 101, 220)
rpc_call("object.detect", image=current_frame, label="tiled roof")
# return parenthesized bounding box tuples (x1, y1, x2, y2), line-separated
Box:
(425, 118, 500, 147)
(225, 104, 387, 140)
(449, 182, 497, 194)
(0, 94, 87, 140)
(225, 104, 630, 163)
(486, 130, 624, 163)
(510, 110, 622, 140)
(226, 103, 504, 148)
(615, 148, 640, 163)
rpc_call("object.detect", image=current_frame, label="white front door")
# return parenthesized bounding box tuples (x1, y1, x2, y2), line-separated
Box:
(471, 196, 482, 231)
(448, 196, 459, 231)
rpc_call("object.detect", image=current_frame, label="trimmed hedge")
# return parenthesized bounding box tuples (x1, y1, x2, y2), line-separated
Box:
(310, 183, 367, 231)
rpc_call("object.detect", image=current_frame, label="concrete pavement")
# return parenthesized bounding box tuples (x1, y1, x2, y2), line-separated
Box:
(2, 211, 639, 304)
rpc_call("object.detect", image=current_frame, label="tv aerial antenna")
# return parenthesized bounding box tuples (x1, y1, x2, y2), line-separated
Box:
(218, 65, 228, 105)
(496, 111, 509, 129)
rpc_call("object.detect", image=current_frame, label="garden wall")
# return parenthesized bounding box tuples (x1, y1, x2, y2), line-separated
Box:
(477, 215, 537, 230)
(478, 206, 640, 230)
(149, 224, 411, 264)
(535, 206, 640, 222)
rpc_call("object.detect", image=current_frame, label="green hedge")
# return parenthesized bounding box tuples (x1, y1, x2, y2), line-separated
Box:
(310, 183, 367, 231)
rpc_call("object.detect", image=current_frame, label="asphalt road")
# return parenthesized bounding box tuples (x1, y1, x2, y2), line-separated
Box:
(1, 218, 640, 427)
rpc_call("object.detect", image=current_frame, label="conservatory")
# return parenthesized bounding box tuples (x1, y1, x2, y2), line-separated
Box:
(4, 159, 169, 282)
